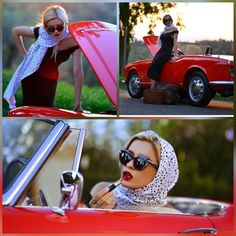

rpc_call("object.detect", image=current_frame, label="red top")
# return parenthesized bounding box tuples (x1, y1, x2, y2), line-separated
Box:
(32, 27, 79, 80)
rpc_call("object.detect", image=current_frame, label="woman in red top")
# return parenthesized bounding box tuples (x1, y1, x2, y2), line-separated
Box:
(7, 5, 84, 111)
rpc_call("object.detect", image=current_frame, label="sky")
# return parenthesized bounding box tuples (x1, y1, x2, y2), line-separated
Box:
(134, 2, 233, 42)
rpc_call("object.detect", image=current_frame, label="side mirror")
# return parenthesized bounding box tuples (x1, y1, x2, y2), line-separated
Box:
(59, 170, 83, 211)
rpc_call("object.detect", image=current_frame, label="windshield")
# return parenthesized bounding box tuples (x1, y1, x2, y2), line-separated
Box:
(3, 119, 54, 192)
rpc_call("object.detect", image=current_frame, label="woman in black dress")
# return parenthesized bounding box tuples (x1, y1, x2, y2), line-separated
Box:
(147, 15, 179, 88)
(4, 5, 84, 111)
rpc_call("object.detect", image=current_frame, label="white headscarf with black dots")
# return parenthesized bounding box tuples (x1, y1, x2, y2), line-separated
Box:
(3, 26, 69, 109)
(113, 130, 179, 210)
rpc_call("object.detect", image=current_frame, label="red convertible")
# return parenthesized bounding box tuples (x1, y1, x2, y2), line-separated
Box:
(124, 36, 234, 106)
(2, 119, 234, 234)
(8, 21, 117, 117)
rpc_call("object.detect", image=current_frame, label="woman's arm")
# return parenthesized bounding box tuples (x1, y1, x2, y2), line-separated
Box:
(12, 26, 35, 58)
(72, 48, 84, 111)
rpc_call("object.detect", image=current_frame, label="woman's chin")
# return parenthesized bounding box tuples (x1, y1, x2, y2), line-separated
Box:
(121, 180, 142, 189)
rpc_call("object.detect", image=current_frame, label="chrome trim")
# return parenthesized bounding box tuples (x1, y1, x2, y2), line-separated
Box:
(179, 228, 217, 234)
(167, 196, 229, 208)
(72, 128, 86, 171)
(3, 120, 69, 206)
(209, 81, 234, 86)
(167, 196, 228, 216)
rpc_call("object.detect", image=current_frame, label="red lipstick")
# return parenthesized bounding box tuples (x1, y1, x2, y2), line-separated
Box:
(122, 171, 133, 181)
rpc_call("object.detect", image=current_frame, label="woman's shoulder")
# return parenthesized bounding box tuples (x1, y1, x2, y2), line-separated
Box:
(165, 27, 179, 34)
(170, 27, 179, 34)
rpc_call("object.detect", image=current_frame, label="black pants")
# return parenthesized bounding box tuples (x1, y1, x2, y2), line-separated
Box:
(22, 75, 57, 107)
(147, 51, 171, 81)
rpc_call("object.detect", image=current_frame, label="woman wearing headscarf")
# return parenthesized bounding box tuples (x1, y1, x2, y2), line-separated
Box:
(89, 130, 181, 213)
(4, 5, 84, 112)
(147, 14, 179, 89)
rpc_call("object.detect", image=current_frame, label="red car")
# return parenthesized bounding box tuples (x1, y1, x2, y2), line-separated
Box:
(124, 36, 234, 106)
(8, 21, 117, 117)
(2, 119, 234, 234)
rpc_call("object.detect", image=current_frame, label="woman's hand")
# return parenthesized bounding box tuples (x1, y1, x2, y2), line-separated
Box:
(89, 182, 117, 209)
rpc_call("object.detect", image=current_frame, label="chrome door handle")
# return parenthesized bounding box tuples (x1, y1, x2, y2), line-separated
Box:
(179, 228, 217, 234)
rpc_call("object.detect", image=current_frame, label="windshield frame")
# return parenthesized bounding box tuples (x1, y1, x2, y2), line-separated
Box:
(3, 120, 69, 206)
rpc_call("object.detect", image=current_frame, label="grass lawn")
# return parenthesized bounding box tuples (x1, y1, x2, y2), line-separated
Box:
(2, 70, 113, 116)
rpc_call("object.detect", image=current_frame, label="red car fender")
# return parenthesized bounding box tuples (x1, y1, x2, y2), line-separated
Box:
(182, 64, 209, 88)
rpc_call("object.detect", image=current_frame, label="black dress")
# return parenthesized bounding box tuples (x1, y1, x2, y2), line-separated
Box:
(21, 27, 79, 107)
(147, 29, 178, 81)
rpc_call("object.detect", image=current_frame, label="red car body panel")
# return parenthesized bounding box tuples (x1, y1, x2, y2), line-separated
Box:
(207, 206, 234, 233)
(124, 36, 233, 91)
(7, 106, 112, 118)
(8, 21, 117, 117)
(69, 21, 117, 105)
(4, 206, 231, 234)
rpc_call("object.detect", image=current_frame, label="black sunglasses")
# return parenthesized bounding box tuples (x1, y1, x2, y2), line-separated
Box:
(47, 24, 65, 33)
(119, 149, 159, 171)
(164, 18, 172, 23)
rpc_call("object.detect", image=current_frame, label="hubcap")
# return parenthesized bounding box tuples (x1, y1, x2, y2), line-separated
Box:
(189, 76, 205, 102)
(129, 75, 140, 95)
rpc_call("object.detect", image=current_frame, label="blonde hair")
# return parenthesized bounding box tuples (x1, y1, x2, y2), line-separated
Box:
(125, 130, 161, 163)
(41, 5, 69, 61)
(42, 5, 69, 27)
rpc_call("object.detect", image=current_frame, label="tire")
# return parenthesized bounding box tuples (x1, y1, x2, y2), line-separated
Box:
(127, 71, 144, 98)
(187, 71, 215, 107)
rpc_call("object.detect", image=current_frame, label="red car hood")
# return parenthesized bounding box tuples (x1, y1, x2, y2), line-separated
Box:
(69, 21, 117, 105)
(143, 35, 160, 58)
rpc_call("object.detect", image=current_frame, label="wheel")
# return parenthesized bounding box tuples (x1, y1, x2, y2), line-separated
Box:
(187, 71, 215, 106)
(127, 71, 144, 98)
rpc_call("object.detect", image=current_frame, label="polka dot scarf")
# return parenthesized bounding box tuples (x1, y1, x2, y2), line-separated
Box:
(113, 131, 179, 210)
(3, 26, 69, 109)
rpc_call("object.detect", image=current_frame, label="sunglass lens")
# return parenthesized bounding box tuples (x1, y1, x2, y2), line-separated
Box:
(48, 27, 55, 33)
(133, 157, 147, 170)
(119, 150, 132, 166)
(48, 24, 64, 33)
(57, 25, 64, 32)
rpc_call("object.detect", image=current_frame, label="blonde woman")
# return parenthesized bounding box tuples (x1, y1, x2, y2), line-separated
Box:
(4, 5, 84, 111)
(147, 14, 179, 88)
(89, 130, 181, 213)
